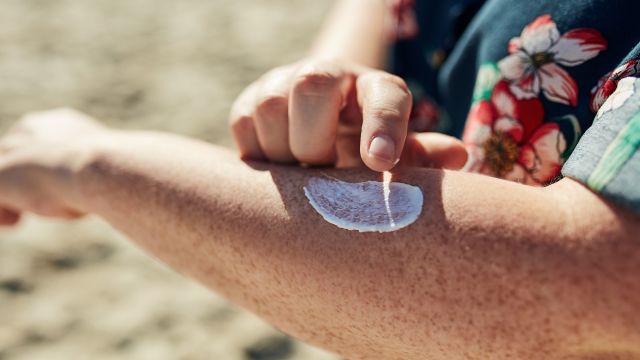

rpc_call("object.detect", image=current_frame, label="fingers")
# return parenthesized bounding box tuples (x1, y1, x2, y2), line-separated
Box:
(253, 67, 296, 163)
(335, 133, 363, 168)
(230, 61, 417, 171)
(229, 83, 265, 160)
(229, 67, 297, 163)
(400, 132, 469, 170)
(356, 72, 412, 172)
(289, 61, 352, 165)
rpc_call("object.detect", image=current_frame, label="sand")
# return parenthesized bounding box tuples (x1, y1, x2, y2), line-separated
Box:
(0, 1, 340, 359)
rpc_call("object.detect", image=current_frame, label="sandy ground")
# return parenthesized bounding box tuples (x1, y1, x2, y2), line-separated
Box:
(0, 1, 340, 359)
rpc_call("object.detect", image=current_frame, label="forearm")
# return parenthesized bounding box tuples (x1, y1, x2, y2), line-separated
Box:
(310, 0, 387, 68)
(75, 130, 640, 359)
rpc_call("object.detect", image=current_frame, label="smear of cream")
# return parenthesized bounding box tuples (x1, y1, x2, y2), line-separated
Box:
(303, 173, 423, 233)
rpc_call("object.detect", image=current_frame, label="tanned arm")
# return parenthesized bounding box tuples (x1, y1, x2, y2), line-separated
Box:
(77, 130, 640, 360)
(1, 110, 638, 359)
(310, 0, 388, 68)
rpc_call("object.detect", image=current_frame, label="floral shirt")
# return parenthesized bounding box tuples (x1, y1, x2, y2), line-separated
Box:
(387, 0, 640, 213)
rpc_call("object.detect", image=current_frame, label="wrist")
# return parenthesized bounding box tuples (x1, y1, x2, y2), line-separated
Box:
(69, 129, 121, 213)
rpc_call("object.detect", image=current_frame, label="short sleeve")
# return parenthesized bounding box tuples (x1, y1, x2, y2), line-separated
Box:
(562, 74, 640, 213)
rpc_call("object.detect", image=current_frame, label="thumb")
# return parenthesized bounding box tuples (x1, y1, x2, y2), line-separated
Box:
(399, 132, 469, 170)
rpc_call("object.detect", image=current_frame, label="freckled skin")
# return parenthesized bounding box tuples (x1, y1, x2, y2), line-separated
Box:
(76, 130, 640, 360)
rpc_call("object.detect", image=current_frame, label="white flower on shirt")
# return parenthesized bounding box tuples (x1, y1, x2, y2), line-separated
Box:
(498, 14, 607, 106)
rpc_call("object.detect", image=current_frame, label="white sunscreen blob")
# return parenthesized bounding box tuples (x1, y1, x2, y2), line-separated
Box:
(303, 172, 423, 233)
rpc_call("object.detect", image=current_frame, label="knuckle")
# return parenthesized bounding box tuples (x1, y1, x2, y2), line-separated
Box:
(381, 74, 411, 95)
(229, 88, 255, 120)
(255, 94, 288, 117)
(227, 100, 249, 125)
(363, 72, 411, 96)
(368, 106, 404, 123)
(228, 114, 253, 134)
(293, 61, 341, 94)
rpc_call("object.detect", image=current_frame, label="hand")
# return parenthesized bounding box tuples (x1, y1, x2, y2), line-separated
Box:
(229, 58, 467, 171)
(0, 108, 105, 225)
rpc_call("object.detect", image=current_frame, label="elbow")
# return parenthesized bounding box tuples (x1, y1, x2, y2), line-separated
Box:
(542, 179, 640, 352)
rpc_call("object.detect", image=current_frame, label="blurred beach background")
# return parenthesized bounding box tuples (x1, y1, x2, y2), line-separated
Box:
(0, 1, 340, 359)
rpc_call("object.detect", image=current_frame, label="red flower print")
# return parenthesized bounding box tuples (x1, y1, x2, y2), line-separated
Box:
(409, 97, 440, 132)
(498, 14, 607, 106)
(463, 80, 567, 185)
(590, 59, 640, 113)
(385, 0, 419, 41)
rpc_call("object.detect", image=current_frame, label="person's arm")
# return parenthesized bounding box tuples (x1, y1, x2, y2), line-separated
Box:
(310, 0, 387, 68)
(3, 110, 637, 360)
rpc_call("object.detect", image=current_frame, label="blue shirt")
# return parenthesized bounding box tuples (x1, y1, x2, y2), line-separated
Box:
(387, 0, 640, 213)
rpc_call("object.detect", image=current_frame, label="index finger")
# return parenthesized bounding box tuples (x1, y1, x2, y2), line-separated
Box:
(289, 60, 352, 165)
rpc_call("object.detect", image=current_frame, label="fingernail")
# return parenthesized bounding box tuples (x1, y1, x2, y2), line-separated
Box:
(368, 134, 397, 163)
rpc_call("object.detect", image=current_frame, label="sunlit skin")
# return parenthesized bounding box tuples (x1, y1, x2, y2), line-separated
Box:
(0, 109, 638, 360)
